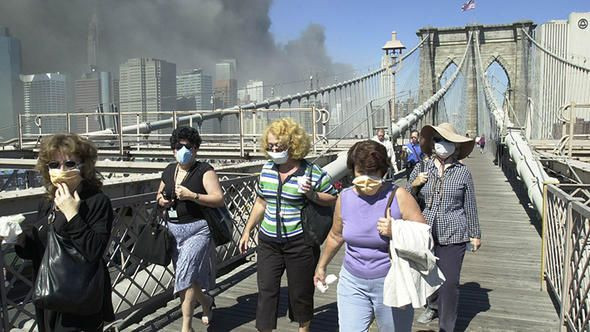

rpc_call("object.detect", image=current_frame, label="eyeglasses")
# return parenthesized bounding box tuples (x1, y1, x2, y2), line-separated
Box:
(266, 143, 286, 152)
(174, 143, 194, 150)
(47, 160, 79, 169)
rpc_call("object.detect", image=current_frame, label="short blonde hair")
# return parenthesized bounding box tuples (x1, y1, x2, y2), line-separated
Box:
(261, 118, 311, 160)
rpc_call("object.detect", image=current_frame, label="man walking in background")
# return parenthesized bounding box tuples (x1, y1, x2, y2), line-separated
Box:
(372, 128, 399, 177)
(404, 130, 425, 180)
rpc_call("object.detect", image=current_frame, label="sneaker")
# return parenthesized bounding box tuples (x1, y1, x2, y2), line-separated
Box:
(417, 307, 438, 324)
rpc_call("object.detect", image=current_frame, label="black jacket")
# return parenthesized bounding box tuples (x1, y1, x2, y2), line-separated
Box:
(15, 183, 115, 332)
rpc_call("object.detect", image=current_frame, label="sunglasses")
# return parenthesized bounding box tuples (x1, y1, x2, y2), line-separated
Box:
(433, 136, 445, 143)
(47, 160, 79, 169)
(174, 143, 194, 150)
(266, 143, 286, 152)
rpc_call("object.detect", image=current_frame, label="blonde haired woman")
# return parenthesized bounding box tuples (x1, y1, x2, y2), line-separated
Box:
(239, 118, 338, 332)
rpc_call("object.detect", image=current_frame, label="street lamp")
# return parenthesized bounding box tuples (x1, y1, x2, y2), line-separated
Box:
(382, 31, 405, 136)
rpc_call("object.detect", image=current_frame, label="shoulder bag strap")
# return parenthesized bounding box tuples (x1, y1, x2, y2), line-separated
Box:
(384, 185, 399, 220)
(385, 185, 399, 258)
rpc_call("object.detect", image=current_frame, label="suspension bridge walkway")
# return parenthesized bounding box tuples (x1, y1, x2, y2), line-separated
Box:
(121, 152, 559, 332)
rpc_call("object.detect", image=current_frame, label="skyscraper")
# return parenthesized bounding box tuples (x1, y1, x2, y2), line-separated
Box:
(0, 27, 23, 140)
(74, 70, 117, 132)
(245, 80, 265, 104)
(177, 68, 218, 133)
(215, 59, 238, 134)
(119, 58, 176, 127)
(177, 69, 213, 111)
(20, 73, 67, 135)
(533, 12, 590, 139)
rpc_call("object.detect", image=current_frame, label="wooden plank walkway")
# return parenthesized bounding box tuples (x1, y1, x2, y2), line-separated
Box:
(126, 152, 559, 331)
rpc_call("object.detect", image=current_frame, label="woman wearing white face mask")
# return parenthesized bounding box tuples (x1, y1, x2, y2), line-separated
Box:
(407, 123, 481, 332)
(9, 134, 115, 331)
(238, 118, 337, 332)
(314, 140, 426, 332)
(156, 127, 225, 331)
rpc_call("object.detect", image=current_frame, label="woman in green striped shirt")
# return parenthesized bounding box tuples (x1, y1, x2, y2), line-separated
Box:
(239, 118, 338, 332)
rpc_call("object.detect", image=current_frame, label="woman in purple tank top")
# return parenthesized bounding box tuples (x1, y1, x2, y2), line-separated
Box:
(314, 140, 425, 332)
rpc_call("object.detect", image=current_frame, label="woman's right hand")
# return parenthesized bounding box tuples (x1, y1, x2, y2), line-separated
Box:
(412, 172, 428, 187)
(238, 233, 250, 254)
(158, 196, 173, 208)
(314, 266, 326, 287)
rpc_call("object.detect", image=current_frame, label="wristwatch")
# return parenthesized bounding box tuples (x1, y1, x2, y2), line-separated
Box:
(194, 192, 200, 201)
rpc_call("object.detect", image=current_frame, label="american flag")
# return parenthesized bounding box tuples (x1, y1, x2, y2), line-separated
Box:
(461, 0, 476, 11)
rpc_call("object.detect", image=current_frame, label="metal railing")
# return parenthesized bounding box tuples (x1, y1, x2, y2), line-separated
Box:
(0, 174, 259, 331)
(17, 107, 330, 157)
(542, 183, 590, 331)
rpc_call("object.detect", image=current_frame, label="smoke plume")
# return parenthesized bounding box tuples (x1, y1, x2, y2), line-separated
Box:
(0, 0, 353, 95)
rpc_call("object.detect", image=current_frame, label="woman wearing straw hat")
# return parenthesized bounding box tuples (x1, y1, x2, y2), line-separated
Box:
(406, 123, 481, 332)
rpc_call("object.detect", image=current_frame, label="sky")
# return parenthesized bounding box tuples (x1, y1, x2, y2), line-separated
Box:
(269, 0, 590, 72)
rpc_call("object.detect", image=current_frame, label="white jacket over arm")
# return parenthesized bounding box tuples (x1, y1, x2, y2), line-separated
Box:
(383, 219, 445, 308)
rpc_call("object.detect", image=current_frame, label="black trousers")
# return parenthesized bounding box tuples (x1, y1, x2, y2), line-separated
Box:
(427, 243, 466, 332)
(255, 235, 320, 330)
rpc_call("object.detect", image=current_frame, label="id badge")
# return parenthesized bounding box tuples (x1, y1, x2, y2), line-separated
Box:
(168, 208, 178, 219)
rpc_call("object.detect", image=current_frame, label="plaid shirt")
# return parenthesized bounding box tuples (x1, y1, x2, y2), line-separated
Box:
(405, 159, 480, 245)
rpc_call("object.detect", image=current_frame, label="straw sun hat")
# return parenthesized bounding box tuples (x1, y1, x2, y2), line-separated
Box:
(420, 123, 475, 160)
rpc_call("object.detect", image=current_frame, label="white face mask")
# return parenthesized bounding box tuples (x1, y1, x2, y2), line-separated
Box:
(267, 149, 289, 165)
(434, 140, 456, 159)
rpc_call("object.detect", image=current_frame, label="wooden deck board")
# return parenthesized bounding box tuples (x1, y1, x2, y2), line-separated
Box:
(127, 152, 559, 331)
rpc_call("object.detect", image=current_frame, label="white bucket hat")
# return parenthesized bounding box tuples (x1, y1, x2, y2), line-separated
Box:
(420, 123, 475, 160)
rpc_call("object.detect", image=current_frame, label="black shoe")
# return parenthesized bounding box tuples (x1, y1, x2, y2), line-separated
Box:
(417, 307, 438, 324)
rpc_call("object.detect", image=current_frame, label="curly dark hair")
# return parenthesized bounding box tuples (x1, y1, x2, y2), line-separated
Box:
(170, 127, 202, 150)
(346, 140, 390, 176)
(36, 134, 102, 199)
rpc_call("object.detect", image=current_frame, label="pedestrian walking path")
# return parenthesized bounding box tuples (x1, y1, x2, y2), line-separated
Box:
(126, 152, 559, 331)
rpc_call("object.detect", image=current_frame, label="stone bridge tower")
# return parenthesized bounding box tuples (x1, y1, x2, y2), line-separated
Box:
(417, 21, 536, 135)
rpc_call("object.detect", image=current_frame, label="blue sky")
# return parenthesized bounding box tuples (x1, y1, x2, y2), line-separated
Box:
(270, 0, 589, 71)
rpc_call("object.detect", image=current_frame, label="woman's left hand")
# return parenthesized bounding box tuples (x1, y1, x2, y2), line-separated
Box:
(54, 183, 81, 221)
(470, 238, 481, 251)
(175, 185, 195, 201)
(377, 217, 392, 237)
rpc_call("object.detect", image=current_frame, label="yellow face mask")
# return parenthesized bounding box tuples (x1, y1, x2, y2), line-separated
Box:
(352, 175, 383, 196)
(49, 168, 82, 190)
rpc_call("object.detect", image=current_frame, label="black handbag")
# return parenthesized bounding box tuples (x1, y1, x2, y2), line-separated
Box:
(133, 207, 174, 266)
(33, 224, 105, 315)
(300, 166, 334, 247)
(202, 206, 234, 246)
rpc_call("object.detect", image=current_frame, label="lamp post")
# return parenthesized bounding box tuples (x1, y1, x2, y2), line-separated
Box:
(382, 31, 405, 137)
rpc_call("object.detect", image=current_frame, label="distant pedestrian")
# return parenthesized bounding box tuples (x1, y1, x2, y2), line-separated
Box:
(403, 130, 425, 180)
(478, 134, 486, 153)
(408, 123, 481, 331)
(372, 128, 399, 176)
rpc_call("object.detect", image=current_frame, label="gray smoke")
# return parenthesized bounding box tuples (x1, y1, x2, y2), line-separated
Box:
(0, 0, 353, 94)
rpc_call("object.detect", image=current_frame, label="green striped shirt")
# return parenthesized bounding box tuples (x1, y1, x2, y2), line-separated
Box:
(256, 160, 337, 242)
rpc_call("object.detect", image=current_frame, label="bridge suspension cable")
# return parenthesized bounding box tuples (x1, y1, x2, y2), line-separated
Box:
(473, 30, 555, 215)
(324, 33, 473, 180)
(78, 37, 429, 140)
(522, 28, 590, 72)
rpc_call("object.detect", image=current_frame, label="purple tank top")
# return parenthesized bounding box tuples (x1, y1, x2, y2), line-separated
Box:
(341, 184, 401, 279)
